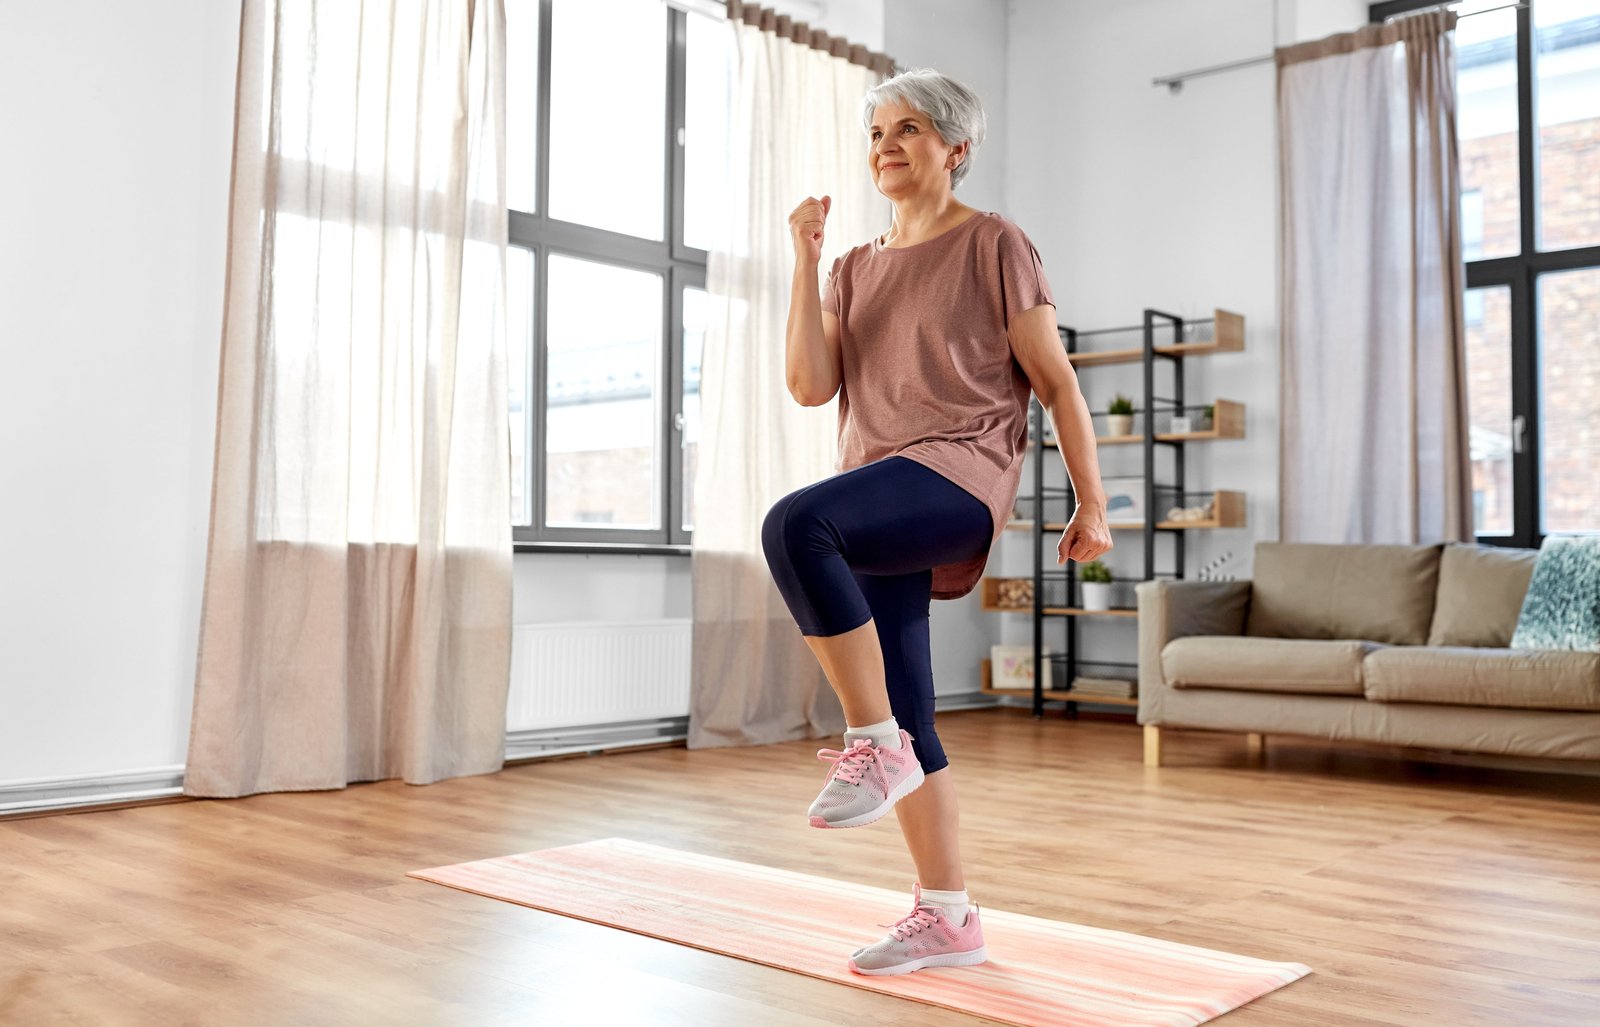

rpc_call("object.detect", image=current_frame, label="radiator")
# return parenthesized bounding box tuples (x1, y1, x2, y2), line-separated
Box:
(508, 619, 693, 731)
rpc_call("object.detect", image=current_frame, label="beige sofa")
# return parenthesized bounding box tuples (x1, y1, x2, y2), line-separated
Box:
(1135, 542, 1600, 767)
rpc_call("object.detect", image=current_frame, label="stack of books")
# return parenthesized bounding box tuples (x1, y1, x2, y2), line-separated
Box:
(1069, 675, 1136, 699)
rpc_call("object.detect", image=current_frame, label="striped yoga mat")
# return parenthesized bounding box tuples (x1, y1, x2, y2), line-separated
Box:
(409, 837, 1310, 1026)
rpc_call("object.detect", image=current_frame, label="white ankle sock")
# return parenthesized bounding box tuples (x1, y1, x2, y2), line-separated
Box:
(919, 887, 970, 927)
(844, 716, 902, 750)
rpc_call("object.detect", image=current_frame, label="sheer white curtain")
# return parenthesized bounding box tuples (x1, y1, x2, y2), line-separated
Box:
(687, 11, 888, 751)
(1277, 8, 1474, 543)
(185, 0, 511, 797)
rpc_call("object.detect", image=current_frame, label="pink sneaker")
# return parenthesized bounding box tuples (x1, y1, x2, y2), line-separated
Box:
(807, 729, 925, 829)
(848, 883, 988, 975)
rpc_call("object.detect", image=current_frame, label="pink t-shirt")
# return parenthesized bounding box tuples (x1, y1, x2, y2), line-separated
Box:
(821, 210, 1056, 600)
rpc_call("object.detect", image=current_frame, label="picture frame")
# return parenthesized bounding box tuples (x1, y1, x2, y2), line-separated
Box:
(1100, 476, 1145, 523)
(990, 645, 1052, 691)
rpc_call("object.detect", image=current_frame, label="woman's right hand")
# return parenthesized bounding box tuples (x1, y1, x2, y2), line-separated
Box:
(789, 195, 831, 265)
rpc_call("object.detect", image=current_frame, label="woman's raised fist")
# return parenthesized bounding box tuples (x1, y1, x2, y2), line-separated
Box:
(788, 195, 831, 264)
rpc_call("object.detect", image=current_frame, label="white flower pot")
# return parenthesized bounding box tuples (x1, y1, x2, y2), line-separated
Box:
(1080, 581, 1114, 611)
(1107, 414, 1134, 436)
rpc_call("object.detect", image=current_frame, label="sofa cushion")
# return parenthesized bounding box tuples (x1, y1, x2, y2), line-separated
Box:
(1364, 646, 1600, 711)
(1510, 534, 1600, 653)
(1162, 636, 1380, 696)
(1245, 542, 1442, 645)
(1427, 543, 1537, 647)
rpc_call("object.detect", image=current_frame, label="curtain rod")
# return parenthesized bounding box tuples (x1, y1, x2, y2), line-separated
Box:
(1152, 0, 1525, 93)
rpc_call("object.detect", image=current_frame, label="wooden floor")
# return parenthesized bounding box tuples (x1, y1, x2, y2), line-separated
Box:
(4, 708, 1599, 1026)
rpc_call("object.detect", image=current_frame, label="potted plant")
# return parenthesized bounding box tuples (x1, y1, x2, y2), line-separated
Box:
(1078, 559, 1115, 611)
(1107, 394, 1135, 437)
(1199, 403, 1215, 431)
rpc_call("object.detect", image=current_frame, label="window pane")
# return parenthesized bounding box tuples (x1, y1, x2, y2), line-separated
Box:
(1535, 0, 1600, 251)
(1464, 285, 1514, 536)
(682, 287, 707, 531)
(508, 246, 534, 526)
(548, 0, 666, 239)
(1457, 2, 1521, 259)
(507, 0, 540, 213)
(1539, 267, 1600, 534)
(546, 255, 662, 529)
(684, 12, 735, 252)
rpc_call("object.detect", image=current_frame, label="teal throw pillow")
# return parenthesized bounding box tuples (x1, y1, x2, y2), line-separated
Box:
(1509, 534, 1600, 652)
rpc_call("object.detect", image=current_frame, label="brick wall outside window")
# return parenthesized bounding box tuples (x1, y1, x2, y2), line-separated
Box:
(1461, 115, 1598, 536)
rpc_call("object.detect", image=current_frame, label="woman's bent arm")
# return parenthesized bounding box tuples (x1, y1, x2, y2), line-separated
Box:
(785, 262, 842, 406)
(1007, 302, 1114, 564)
(785, 195, 841, 405)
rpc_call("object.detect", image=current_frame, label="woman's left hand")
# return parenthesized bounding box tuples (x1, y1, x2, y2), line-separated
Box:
(1057, 504, 1113, 565)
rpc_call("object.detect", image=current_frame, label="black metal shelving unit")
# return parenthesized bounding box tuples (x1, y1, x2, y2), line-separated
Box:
(1023, 309, 1217, 719)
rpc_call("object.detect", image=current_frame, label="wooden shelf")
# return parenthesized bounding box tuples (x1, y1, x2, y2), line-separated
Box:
(1005, 521, 1070, 532)
(979, 577, 1032, 613)
(979, 659, 1139, 706)
(1043, 606, 1138, 617)
(1043, 399, 1246, 447)
(1209, 398, 1246, 439)
(1007, 490, 1245, 532)
(1062, 309, 1243, 367)
(980, 579, 1139, 617)
(1149, 489, 1247, 529)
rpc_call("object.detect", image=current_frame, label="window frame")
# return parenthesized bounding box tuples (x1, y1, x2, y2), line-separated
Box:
(510, 0, 706, 555)
(1369, 0, 1600, 547)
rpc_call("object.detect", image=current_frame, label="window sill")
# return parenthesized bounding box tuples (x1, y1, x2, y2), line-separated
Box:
(513, 541, 692, 557)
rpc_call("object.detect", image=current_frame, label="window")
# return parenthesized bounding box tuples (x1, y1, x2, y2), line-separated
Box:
(1372, 0, 1600, 545)
(1464, 284, 1513, 534)
(506, 0, 732, 549)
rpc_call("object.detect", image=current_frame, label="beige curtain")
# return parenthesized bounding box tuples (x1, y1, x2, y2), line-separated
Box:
(1277, 8, 1474, 544)
(185, 0, 511, 798)
(687, 6, 891, 751)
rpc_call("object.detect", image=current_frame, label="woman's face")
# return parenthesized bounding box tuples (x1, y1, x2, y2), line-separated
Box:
(868, 100, 965, 200)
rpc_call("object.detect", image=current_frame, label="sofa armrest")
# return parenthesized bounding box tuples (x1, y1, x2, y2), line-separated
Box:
(1136, 579, 1252, 723)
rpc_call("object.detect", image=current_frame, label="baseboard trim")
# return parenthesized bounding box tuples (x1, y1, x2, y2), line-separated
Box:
(0, 765, 187, 816)
(934, 691, 1005, 712)
(0, 724, 695, 815)
(3, 698, 1012, 816)
(505, 716, 692, 762)
(984, 693, 1135, 712)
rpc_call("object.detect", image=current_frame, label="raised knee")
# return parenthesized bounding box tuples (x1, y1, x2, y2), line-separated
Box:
(760, 495, 793, 562)
(762, 491, 829, 560)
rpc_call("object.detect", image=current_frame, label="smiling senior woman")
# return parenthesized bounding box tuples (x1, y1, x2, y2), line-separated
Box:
(760, 68, 1113, 976)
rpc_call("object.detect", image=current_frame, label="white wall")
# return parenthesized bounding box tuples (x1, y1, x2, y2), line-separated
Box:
(0, 0, 239, 783)
(884, 0, 1010, 216)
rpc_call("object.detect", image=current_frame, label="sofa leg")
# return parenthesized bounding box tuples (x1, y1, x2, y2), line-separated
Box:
(1143, 724, 1162, 767)
(1246, 732, 1266, 764)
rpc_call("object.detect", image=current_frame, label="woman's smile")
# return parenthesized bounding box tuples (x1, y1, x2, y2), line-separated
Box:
(867, 99, 971, 201)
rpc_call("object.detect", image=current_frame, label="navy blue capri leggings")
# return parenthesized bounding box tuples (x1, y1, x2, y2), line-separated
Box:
(760, 456, 993, 775)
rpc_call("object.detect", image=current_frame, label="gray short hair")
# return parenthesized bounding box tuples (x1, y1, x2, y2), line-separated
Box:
(860, 68, 987, 189)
